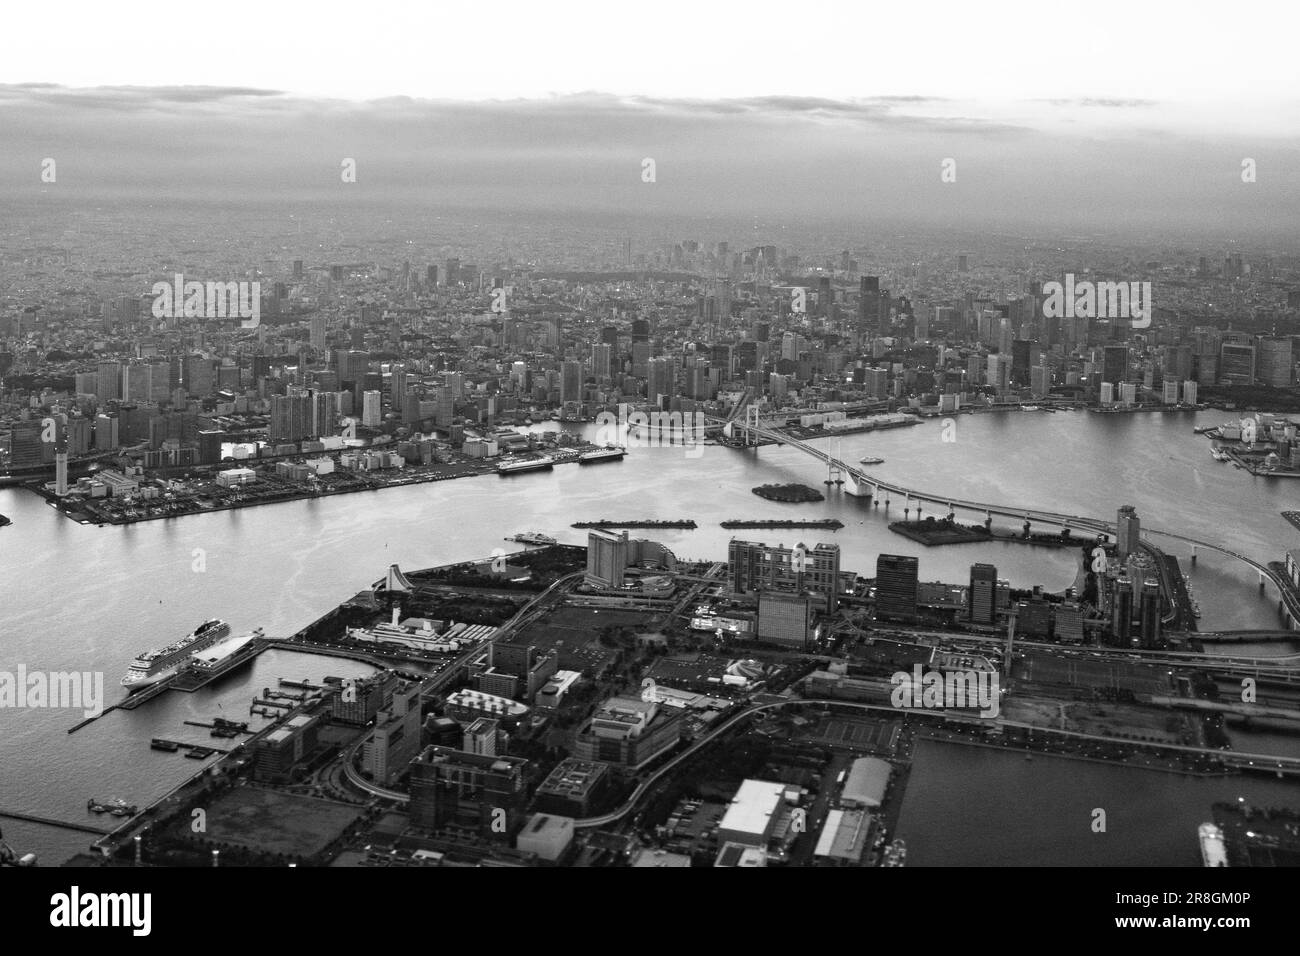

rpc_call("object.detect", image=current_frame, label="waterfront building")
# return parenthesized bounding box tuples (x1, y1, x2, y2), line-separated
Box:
(1116, 505, 1141, 560)
(729, 539, 841, 612)
(875, 554, 919, 622)
(969, 563, 997, 623)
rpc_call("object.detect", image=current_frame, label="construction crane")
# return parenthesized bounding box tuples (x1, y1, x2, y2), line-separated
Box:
(0, 826, 38, 867)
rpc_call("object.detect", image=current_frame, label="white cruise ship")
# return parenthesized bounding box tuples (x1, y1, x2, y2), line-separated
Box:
(121, 619, 230, 691)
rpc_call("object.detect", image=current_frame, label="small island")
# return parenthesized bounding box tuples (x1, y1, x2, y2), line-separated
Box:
(720, 518, 843, 530)
(751, 483, 825, 503)
(572, 519, 697, 529)
(0, 514, 10, 529)
(890, 515, 1088, 548)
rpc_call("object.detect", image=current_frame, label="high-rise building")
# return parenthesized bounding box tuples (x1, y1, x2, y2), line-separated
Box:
(1139, 578, 1162, 649)
(96, 361, 123, 401)
(362, 390, 382, 427)
(969, 563, 997, 623)
(310, 313, 326, 350)
(646, 356, 675, 405)
(1111, 576, 1135, 646)
(1219, 343, 1256, 385)
(875, 554, 919, 622)
(586, 529, 628, 588)
(1102, 345, 1129, 386)
(1116, 505, 1140, 560)
(1257, 336, 1293, 388)
(269, 393, 312, 443)
(560, 360, 584, 406)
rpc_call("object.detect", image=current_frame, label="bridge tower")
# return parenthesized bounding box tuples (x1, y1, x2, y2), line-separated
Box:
(903, 495, 911, 520)
(745, 405, 761, 447)
(1003, 608, 1017, 683)
(984, 510, 992, 530)
(947, 502, 955, 521)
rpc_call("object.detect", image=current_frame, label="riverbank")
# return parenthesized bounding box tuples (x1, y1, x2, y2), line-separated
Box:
(28, 444, 602, 527)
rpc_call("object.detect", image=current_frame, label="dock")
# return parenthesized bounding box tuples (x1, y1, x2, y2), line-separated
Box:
(0, 809, 111, 835)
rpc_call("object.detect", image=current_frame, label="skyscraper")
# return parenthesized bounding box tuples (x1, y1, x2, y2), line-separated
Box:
(586, 529, 628, 588)
(875, 554, 919, 622)
(1116, 505, 1140, 560)
(1139, 578, 1163, 649)
(969, 563, 997, 623)
(1102, 345, 1129, 386)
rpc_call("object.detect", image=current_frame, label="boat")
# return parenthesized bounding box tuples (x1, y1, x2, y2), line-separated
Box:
(184, 628, 263, 674)
(1194, 425, 1215, 434)
(1199, 822, 1228, 867)
(1021, 405, 1040, 411)
(579, 446, 627, 464)
(1211, 447, 1231, 462)
(150, 738, 180, 752)
(509, 531, 556, 546)
(121, 619, 231, 691)
(858, 456, 885, 465)
(88, 798, 137, 816)
(496, 457, 553, 476)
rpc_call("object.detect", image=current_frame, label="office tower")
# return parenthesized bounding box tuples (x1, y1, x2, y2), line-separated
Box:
(1030, 365, 1051, 398)
(122, 362, 152, 402)
(560, 360, 584, 406)
(8, 420, 44, 468)
(389, 365, 407, 407)
(426, 264, 438, 287)
(1139, 578, 1162, 649)
(600, 325, 619, 347)
(864, 367, 889, 399)
(1219, 343, 1256, 385)
(362, 390, 382, 426)
(914, 310, 930, 340)
(1116, 504, 1140, 560)
(94, 414, 119, 450)
(590, 343, 613, 381)
(969, 563, 997, 623)
(646, 356, 674, 405)
(1162, 344, 1193, 383)
(875, 554, 919, 622)
(857, 276, 885, 335)
(728, 540, 841, 612)
(958, 254, 969, 273)
(818, 276, 833, 317)
(444, 258, 461, 286)
(96, 361, 123, 401)
(1102, 345, 1129, 385)
(1257, 337, 1293, 388)
(1183, 380, 1198, 405)
(586, 529, 628, 588)
(1010, 340, 1033, 386)
(269, 393, 312, 443)
(184, 355, 216, 397)
(435, 386, 454, 427)
(631, 318, 650, 343)
(292, 259, 304, 280)
(310, 313, 326, 350)
(1111, 576, 1135, 646)
(311, 391, 338, 437)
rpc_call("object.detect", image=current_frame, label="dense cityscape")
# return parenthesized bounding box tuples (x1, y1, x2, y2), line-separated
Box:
(0, 10, 1294, 937)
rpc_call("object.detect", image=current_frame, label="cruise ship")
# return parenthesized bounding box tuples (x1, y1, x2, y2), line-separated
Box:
(1199, 822, 1228, 867)
(121, 619, 230, 691)
(497, 457, 554, 476)
(578, 446, 627, 464)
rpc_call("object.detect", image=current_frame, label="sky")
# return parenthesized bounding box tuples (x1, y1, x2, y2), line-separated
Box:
(0, 1, 1296, 235)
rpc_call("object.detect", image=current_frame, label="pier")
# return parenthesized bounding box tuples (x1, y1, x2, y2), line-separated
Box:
(0, 810, 111, 835)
